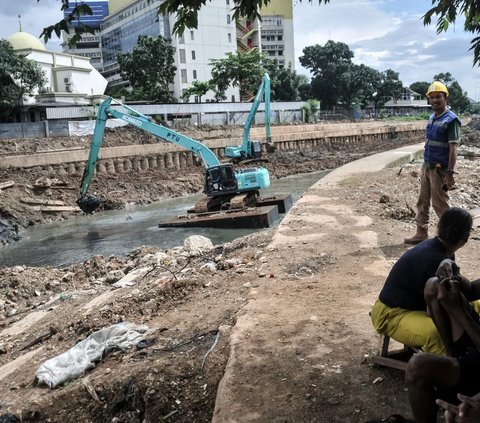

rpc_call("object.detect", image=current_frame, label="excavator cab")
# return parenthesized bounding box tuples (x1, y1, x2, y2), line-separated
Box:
(204, 164, 238, 196)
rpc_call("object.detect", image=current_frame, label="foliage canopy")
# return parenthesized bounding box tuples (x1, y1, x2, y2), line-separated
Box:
(117, 35, 176, 103)
(0, 40, 46, 121)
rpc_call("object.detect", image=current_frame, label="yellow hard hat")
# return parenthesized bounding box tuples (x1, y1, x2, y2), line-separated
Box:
(426, 81, 449, 97)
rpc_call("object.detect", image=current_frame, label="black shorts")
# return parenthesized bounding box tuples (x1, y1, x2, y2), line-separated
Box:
(453, 304, 480, 397)
(456, 345, 480, 396)
(439, 308, 480, 401)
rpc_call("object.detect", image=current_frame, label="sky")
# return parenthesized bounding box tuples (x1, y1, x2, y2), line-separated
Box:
(292, 0, 480, 100)
(1, 0, 480, 100)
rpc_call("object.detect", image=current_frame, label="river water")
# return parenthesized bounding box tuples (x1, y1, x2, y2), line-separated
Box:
(0, 171, 329, 268)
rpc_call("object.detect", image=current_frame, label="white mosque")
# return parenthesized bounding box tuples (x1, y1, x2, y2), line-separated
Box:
(6, 29, 107, 121)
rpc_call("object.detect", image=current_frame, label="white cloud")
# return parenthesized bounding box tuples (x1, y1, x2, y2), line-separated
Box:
(0, 0, 63, 51)
(293, 0, 480, 101)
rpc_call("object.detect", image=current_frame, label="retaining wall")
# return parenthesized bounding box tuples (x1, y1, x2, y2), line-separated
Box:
(0, 121, 426, 176)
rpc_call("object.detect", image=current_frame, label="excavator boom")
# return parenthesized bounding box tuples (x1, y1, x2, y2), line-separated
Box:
(224, 72, 274, 161)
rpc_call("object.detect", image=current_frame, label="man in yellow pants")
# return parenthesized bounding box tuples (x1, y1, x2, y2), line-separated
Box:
(371, 207, 472, 354)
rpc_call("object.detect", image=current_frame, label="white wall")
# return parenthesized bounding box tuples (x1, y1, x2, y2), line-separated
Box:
(171, 0, 240, 102)
(26, 50, 107, 98)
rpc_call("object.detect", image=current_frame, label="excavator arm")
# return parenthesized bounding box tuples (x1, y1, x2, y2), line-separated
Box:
(224, 72, 274, 161)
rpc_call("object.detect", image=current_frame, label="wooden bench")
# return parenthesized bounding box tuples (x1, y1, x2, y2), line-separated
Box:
(371, 335, 417, 371)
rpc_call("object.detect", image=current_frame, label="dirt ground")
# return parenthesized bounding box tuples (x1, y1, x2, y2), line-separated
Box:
(0, 122, 480, 422)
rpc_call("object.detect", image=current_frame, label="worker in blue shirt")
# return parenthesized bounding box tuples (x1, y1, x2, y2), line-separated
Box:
(405, 80, 461, 245)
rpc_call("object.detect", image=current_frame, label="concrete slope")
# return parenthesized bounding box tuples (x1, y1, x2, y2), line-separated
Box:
(212, 143, 424, 423)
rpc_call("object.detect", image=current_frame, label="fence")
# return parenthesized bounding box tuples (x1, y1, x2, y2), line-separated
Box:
(0, 120, 69, 139)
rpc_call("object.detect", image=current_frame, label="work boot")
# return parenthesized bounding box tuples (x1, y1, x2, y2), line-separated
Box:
(404, 226, 428, 245)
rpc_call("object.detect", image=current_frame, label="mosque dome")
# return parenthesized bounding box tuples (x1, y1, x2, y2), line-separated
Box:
(7, 31, 46, 51)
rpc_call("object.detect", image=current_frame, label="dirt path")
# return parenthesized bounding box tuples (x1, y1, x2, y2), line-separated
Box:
(0, 124, 480, 422)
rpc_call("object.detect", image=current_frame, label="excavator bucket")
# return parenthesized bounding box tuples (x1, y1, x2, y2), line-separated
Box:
(77, 194, 102, 214)
(266, 142, 276, 153)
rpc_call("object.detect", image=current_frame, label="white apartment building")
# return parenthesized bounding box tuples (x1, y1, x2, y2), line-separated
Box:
(61, 0, 296, 102)
(99, 0, 239, 102)
(260, 0, 295, 69)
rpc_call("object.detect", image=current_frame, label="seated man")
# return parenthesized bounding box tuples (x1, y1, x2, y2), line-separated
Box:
(406, 260, 480, 423)
(371, 207, 472, 354)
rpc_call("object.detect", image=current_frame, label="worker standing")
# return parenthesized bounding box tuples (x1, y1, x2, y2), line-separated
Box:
(404, 80, 461, 244)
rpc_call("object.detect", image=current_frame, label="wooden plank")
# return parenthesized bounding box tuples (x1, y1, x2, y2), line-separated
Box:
(20, 197, 65, 206)
(0, 180, 14, 190)
(30, 206, 78, 212)
(371, 355, 408, 371)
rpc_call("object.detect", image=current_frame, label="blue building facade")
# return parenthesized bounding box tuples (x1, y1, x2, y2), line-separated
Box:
(101, 0, 170, 68)
(64, 0, 109, 30)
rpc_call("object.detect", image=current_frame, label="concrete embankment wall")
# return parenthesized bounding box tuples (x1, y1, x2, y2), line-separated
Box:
(0, 121, 426, 175)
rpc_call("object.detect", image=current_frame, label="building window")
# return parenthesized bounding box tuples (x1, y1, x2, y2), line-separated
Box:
(231, 95, 235, 102)
(227, 14, 231, 24)
(191, 50, 196, 60)
(226, 0, 229, 4)
(228, 33, 232, 42)
(193, 70, 197, 79)
(179, 49, 186, 63)
(178, 35, 185, 44)
(278, 50, 283, 56)
(278, 35, 283, 41)
(181, 69, 188, 83)
(190, 30, 194, 40)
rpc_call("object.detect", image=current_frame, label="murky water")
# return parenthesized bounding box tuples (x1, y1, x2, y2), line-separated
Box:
(0, 171, 329, 268)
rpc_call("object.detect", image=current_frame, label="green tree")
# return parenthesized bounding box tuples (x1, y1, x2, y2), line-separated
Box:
(302, 99, 320, 123)
(300, 41, 354, 109)
(298, 75, 312, 101)
(268, 64, 304, 101)
(410, 81, 430, 99)
(209, 50, 269, 101)
(0, 39, 46, 122)
(117, 35, 176, 103)
(337, 64, 382, 110)
(372, 69, 403, 113)
(181, 80, 213, 102)
(104, 85, 139, 102)
(423, 1, 480, 65)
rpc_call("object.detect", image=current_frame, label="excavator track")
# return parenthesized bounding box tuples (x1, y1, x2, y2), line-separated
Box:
(229, 191, 258, 210)
(193, 191, 259, 213)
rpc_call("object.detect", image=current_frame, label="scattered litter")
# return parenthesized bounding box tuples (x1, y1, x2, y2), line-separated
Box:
(294, 266, 314, 279)
(82, 377, 101, 403)
(162, 410, 178, 420)
(200, 330, 220, 376)
(35, 322, 148, 388)
(373, 376, 383, 385)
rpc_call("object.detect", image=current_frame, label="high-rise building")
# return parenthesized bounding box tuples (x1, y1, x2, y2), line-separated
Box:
(100, 0, 239, 102)
(259, 0, 295, 69)
(62, 0, 109, 70)
(64, 0, 110, 29)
